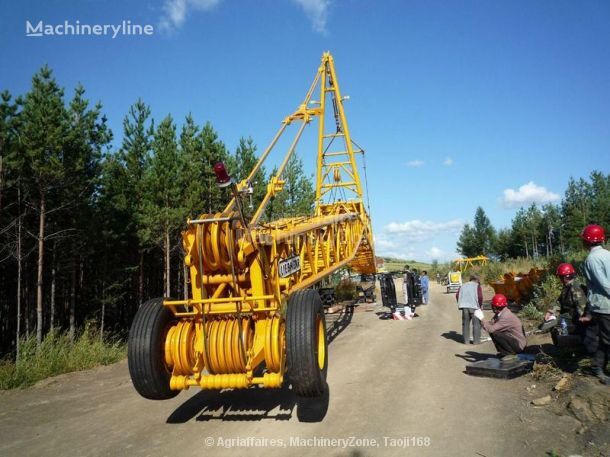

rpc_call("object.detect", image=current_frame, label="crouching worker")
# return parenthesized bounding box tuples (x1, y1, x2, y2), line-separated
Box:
(474, 294, 526, 357)
(546, 263, 597, 350)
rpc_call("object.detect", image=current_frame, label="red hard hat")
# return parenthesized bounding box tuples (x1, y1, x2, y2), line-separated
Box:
(556, 263, 576, 277)
(491, 294, 508, 308)
(581, 224, 605, 244)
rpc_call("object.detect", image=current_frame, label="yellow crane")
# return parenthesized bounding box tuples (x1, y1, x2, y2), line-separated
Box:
(453, 255, 489, 271)
(128, 52, 376, 399)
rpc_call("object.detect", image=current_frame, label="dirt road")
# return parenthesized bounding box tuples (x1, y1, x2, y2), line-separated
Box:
(0, 281, 593, 456)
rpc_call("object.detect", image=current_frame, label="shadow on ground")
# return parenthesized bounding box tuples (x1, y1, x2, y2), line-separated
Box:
(166, 305, 355, 424)
(454, 351, 495, 363)
(327, 304, 354, 343)
(167, 386, 329, 424)
(441, 330, 466, 344)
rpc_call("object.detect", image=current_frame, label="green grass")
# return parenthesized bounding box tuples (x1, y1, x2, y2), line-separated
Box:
(380, 257, 431, 273)
(0, 325, 126, 390)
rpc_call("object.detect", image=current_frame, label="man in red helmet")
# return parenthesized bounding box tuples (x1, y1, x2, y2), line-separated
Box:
(545, 263, 592, 345)
(579, 224, 610, 385)
(474, 294, 526, 357)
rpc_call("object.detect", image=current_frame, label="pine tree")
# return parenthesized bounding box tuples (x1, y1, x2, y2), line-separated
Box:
(63, 84, 111, 338)
(472, 207, 496, 256)
(561, 177, 591, 251)
(589, 171, 610, 229)
(0, 90, 19, 217)
(539, 203, 561, 256)
(178, 114, 203, 218)
(233, 136, 266, 215)
(267, 154, 314, 219)
(20, 66, 67, 345)
(141, 115, 183, 297)
(456, 224, 477, 257)
(0, 90, 25, 357)
(200, 122, 230, 213)
(118, 99, 154, 307)
(457, 207, 496, 257)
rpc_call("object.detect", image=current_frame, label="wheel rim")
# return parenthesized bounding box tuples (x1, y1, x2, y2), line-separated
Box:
(316, 316, 326, 371)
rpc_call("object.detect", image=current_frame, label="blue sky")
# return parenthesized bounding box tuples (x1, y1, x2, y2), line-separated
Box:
(2, 0, 609, 263)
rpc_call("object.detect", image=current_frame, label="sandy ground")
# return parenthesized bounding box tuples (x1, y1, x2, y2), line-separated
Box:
(0, 281, 603, 457)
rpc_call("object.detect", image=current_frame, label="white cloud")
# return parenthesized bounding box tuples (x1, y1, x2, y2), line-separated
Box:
(374, 238, 397, 250)
(424, 246, 457, 262)
(426, 246, 444, 258)
(159, 0, 220, 31)
(385, 219, 464, 241)
(292, 0, 331, 34)
(502, 181, 560, 208)
(406, 159, 424, 168)
(443, 157, 453, 166)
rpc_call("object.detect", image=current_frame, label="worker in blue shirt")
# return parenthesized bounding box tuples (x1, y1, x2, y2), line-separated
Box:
(420, 271, 430, 305)
(579, 224, 610, 385)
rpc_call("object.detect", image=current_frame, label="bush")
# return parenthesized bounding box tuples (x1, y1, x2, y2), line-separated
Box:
(520, 302, 544, 320)
(0, 325, 126, 390)
(334, 278, 358, 301)
(479, 262, 505, 284)
(527, 272, 562, 313)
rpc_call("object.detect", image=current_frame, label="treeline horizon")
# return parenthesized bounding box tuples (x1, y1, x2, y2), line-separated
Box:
(457, 171, 610, 260)
(0, 66, 314, 359)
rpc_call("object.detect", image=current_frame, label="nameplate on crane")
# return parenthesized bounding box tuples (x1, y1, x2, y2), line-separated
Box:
(278, 256, 301, 278)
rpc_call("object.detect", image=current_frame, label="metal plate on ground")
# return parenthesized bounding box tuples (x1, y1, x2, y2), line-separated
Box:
(465, 357, 534, 379)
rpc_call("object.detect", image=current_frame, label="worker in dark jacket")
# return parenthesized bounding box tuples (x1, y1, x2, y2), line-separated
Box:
(474, 294, 526, 357)
(546, 263, 596, 350)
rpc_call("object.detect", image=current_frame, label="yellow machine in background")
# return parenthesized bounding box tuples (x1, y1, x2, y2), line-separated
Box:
(453, 255, 489, 271)
(128, 52, 375, 399)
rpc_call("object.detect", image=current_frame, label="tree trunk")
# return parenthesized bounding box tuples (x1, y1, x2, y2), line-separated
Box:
(100, 296, 105, 344)
(69, 253, 76, 341)
(531, 234, 536, 258)
(16, 184, 22, 361)
(164, 227, 170, 297)
(25, 273, 30, 339)
(0, 153, 4, 217)
(50, 245, 56, 333)
(36, 191, 45, 346)
(138, 251, 144, 307)
(0, 154, 4, 224)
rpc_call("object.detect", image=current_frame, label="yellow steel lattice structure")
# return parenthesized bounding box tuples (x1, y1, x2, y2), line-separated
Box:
(128, 52, 375, 399)
(453, 255, 489, 271)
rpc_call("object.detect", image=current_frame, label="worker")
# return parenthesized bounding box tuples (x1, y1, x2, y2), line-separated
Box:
(420, 270, 429, 305)
(402, 265, 411, 304)
(456, 274, 483, 344)
(474, 294, 526, 358)
(410, 268, 423, 305)
(545, 263, 595, 348)
(579, 224, 610, 385)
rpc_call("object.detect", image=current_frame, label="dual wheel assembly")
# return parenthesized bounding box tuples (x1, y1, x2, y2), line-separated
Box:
(127, 289, 328, 400)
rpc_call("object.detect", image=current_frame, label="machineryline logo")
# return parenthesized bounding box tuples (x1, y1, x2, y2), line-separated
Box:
(26, 20, 154, 38)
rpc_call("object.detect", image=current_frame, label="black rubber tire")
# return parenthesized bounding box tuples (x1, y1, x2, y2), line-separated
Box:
(128, 297, 179, 400)
(286, 289, 328, 397)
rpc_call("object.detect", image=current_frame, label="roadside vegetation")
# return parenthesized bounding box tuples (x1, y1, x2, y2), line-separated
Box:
(0, 325, 125, 390)
(381, 257, 431, 273)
